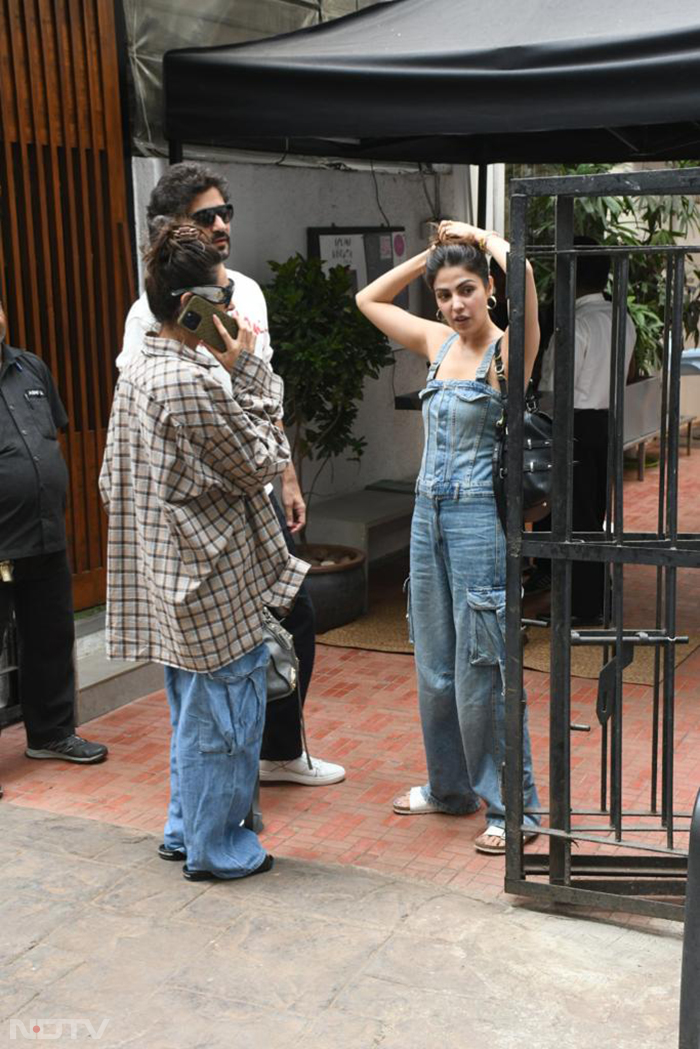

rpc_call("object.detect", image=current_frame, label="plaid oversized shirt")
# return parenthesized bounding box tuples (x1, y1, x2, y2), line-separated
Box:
(99, 336, 308, 672)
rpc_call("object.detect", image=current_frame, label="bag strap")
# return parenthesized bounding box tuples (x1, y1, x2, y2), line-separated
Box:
(492, 337, 508, 404)
(491, 337, 508, 531)
(492, 337, 540, 413)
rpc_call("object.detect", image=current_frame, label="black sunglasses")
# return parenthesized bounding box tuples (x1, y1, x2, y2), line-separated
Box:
(171, 278, 235, 307)
(189, 203, 234, 228)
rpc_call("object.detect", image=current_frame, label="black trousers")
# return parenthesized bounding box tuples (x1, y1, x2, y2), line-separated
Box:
(534, 409, 609, 619)
(259, 493, 316, 761)
(0, 550, 76, 747)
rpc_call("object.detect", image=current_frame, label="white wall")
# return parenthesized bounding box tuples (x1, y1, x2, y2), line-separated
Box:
(131, 156, 458, 502)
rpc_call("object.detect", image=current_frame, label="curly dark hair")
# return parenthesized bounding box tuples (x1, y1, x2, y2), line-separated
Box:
(146, 163, 230, 238)
(143, 220, 221, 324)
(425, 242, 490, 290)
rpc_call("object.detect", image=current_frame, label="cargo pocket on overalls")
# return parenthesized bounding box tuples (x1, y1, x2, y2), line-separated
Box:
(403, 576, 414, 645)
(195, 694, 235, 755)
(467, 588, 506, 666)
(200, 661, 267, 754)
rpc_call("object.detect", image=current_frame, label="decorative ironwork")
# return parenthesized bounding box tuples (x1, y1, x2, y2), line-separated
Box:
(504, 166, 700, 919)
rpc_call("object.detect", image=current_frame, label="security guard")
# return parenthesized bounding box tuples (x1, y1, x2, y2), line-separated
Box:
(0, 296, 107, 765)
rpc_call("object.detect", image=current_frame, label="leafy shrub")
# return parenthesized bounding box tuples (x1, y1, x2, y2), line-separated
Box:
(265, 253, 393, 498)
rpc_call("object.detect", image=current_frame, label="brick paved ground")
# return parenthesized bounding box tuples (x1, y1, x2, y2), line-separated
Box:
(2, 438, 700, 905)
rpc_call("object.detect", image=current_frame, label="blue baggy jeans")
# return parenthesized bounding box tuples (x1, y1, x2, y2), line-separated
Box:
(163, 643, 269, 877)
(410, 494, 539, 828)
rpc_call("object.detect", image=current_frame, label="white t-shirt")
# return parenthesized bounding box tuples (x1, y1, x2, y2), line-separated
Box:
(539, 293, 636, 410)
(117, 267, 279, 492)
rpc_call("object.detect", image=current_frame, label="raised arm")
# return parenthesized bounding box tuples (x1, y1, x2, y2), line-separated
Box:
(355, 248, 449, 358)
(483, 231, 539, 384)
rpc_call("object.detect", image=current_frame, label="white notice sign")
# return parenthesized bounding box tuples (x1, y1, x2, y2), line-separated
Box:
(318, 234, 368, 293)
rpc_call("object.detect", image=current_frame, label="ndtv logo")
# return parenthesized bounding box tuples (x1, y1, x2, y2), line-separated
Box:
(10, 1019, 110, 1040)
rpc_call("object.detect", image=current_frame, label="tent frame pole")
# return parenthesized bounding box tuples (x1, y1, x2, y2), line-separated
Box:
(476, 162, 488, 228)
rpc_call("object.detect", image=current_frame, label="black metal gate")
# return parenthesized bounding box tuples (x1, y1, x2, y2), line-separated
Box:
(504, 166, 700, 919)
(0, 600, 20, 729)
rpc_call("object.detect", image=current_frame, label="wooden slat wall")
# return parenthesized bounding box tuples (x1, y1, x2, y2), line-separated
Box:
(0, 0, 135, 609)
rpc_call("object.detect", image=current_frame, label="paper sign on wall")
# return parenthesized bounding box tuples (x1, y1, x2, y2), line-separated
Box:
(310, 227, 408, 307)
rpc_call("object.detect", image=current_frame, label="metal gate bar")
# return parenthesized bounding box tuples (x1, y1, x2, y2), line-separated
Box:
(0, 599, 20, 729)
(504, 166, 700, 918)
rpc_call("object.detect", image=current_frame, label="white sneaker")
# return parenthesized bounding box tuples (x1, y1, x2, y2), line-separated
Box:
(259, 752, 346, 786)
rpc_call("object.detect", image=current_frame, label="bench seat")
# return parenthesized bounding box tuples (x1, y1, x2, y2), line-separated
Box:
(623, 415, 695, 480)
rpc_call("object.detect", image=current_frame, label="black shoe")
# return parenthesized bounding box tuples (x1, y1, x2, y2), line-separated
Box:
(158, 844, 187, 862)
(183, 854, 274, 882)
(523, 568, 552, 595)
(25, 734, 108, 764)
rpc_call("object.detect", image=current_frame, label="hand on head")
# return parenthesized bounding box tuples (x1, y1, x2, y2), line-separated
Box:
(434, 221, 483, 247)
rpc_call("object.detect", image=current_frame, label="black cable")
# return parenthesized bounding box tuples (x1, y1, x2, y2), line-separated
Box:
(370, 160, 392, 227)
(419, 163, 438, 218)
(275, 139, 290, 165)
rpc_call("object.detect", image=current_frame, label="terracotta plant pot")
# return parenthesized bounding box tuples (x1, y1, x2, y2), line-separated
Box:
(296, 543, 366, 634)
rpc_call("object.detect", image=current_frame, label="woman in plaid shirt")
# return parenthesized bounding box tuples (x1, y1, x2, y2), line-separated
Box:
(100, 222, 308, 880)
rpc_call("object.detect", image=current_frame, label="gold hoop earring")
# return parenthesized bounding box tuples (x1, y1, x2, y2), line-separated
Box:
(436, 309, 444, 322)
(487, 295, 497, 310)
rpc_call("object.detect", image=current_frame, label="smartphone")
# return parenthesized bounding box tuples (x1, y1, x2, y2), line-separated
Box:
(176, 295, 239, 355)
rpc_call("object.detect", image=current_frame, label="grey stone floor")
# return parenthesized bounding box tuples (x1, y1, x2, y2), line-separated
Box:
(0, 802, 684, 1048)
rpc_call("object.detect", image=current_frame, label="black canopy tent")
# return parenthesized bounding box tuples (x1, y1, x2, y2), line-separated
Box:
(163, 0, 700, 168)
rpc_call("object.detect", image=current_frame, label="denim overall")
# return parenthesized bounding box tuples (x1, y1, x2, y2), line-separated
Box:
(409, 333, 540, 828)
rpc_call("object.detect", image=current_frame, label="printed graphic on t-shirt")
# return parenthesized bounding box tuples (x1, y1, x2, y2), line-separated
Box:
(231, 308, 267, 338)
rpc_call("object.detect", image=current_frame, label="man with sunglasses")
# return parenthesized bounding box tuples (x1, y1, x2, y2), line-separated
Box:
(118, 162, 344, 788)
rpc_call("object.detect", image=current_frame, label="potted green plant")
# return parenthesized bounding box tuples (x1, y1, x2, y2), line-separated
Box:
(265, 253, 393, 631)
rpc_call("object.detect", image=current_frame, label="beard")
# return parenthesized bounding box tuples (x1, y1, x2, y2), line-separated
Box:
(214, 234, 230, 259)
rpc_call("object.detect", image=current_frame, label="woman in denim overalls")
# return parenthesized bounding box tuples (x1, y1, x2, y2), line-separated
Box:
(357, 221, 540, 854)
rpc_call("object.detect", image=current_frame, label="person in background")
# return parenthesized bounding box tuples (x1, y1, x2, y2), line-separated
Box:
(118, 162, 344, 787)
(530, 237, 636, 623)
(100, 221, 308, 879)
(0, 296, 108, 768)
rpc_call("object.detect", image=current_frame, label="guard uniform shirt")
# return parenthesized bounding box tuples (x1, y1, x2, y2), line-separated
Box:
(0, 343, 69, 560)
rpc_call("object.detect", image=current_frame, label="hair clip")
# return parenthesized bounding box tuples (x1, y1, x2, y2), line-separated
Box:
(172, 224, 201, 242)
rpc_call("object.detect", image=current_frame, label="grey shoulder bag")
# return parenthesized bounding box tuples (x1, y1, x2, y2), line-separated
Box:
(262, 608, 299, 702)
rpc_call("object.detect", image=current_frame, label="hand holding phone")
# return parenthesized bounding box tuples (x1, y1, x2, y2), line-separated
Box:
(209, 314, 257, 373)
(177, 294, 239, 354)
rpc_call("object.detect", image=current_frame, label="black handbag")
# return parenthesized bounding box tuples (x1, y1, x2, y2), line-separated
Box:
(262, 608, 299, 702)
(491, 337, 553, 531)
